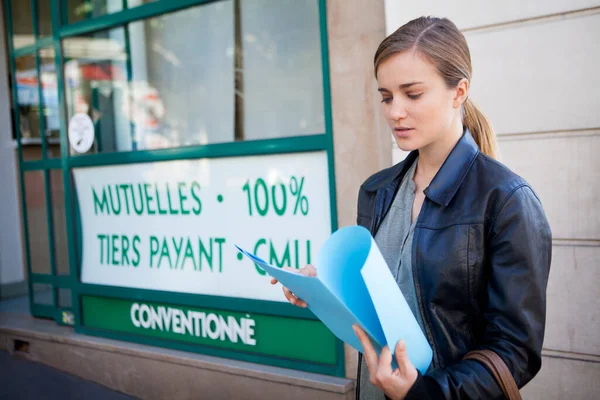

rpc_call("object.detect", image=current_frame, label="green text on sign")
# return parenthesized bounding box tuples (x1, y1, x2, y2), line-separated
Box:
(81, 296, 337, 365)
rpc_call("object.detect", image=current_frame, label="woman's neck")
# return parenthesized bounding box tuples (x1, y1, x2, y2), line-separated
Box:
(416, 123, 464, 182)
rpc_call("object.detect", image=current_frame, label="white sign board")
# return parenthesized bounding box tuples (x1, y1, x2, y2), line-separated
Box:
(73, 151, 332, 303)
(68, 113, 95, 153)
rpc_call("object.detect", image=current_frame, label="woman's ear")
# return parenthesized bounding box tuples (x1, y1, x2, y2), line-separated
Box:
(454, 78, 469, 108)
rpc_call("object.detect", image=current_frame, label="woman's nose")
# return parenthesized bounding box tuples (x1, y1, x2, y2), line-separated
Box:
(389, 98, 408, 121)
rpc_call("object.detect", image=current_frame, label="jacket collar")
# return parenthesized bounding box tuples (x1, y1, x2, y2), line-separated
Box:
(363, 129, 480, 207)
(424, 129, 480, 206)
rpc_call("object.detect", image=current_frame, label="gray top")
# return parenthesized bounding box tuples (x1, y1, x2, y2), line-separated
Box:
(358, 159, 425, 400)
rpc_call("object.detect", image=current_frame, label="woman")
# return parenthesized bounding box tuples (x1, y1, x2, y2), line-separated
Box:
(273, 16, 552, 399)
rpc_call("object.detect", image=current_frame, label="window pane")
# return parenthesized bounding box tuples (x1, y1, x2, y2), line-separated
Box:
(67, 0, 156, 24)
(38, 0, 53, 37)
(63, 26, 129, 154)
(62, 0, 325, 153)
(63, 1, 234, 153)
(21, 146, 44, 161)
(15, 55, 43, 160)
(24, 171, 51, 274)
(32, 283, 53, 305)
(40, 47, 61, 158)
(67, 0, 123, 23)
(10, 0, 35, 49)
(58, 288, 72, 308)
(50, 170, 69, 275)
(132, 1, 234, 149)
(240, 0, 325, 139)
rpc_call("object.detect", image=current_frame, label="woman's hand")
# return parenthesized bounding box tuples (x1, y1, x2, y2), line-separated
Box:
(353, 324, 418, 400)
(270, 264, 316, 308)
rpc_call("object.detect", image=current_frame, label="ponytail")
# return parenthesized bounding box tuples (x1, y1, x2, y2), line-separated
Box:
(463, 98, 499, 159)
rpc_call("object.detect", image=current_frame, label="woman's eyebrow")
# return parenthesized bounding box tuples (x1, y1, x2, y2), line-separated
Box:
(399, 81, 424, 89)
(378, 81, 424, 92)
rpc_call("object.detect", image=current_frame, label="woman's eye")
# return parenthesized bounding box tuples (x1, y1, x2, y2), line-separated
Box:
(381, 97, 392, 104)
(407, 93, 423, 100)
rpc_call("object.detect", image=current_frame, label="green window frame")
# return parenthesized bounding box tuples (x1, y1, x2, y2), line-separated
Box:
(5, 0, 342, 376)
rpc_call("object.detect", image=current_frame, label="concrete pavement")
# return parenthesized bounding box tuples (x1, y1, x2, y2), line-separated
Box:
(0, 350, 136, 399)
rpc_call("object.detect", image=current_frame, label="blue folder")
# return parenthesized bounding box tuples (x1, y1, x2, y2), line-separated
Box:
(235, 225, 432, 374)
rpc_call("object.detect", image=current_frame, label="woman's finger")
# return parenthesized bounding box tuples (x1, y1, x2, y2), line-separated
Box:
(394, 340, 413, 374)
(282, 265, 317, 278)
(302, 264, 317, 277)
(282, 286, 308, 308)
(295, 299, 308, 308)
(282, 286, 297, 304)
(353, 325, 379, 372)
(270, 278, 278, 285)
(277, 266, 313, 308)
(291, 293, 308, 308)
(378, 345, 394, 376)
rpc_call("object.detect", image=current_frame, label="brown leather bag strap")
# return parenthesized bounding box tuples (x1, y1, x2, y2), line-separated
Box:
(463, 350, 522, 400)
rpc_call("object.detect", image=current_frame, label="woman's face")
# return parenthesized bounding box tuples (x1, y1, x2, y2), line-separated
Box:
(377, 50, 465, 152)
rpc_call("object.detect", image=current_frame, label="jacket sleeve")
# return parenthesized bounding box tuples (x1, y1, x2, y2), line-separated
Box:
(405, 185, 552, 400)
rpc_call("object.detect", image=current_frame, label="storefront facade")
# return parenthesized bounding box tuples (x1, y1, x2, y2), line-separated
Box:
(2, 1, 598, 399)
(1, 0, 393, 386)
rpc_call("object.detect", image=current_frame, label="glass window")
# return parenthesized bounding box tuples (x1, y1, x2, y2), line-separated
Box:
(10, 0, 35, 49)
(62, 0, 325, 154)
(14, 51, 58, 159)
(15, 55, 43, 160)
(130, 1, 235, 149)
(38, 0, 53, 37)
(63, 1, 234, 153)
(32, 283, 53, 305)
(58, 288, 72, 308)
(50, 170, 69, 275)
(40, 47, 61, 157)
(67, 0, 157, 24)
(24, 171, 51, 274)
(63, 25, 132, 154)
(240, 0, 324, 140)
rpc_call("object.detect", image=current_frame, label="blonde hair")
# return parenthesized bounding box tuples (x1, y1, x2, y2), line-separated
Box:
(374, 17, 499, 159)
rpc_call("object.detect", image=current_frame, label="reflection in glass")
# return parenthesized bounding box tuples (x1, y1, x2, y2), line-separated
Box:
(24, 171, 51, 274)
(63, 1, 235, 152)
(59, 288, 72, 308)
(62, 0, 325, 153)
(50, 170, 69, 275)
(67, 0, 156, 24)
(40, 47, 61, 157)
(67, 0, 122, 23)
(37, 0, 53, 37)
(15, 51, 59, 159)
(33, 284, 53, 305)
(63, 27, 129, 154)
(10, 0, 35, 49)
(130, 1, 234, 149)
(15, 55, 41, 145)
(240, 0, 324, 139)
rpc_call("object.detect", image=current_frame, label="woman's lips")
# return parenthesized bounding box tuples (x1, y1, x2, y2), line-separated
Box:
(393, 128, 414, 138)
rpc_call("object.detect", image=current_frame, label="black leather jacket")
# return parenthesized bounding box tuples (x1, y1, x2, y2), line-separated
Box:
(355, 131, 552, 399)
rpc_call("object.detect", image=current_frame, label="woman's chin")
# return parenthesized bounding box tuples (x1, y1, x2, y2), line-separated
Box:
(394, 138, 420, 153)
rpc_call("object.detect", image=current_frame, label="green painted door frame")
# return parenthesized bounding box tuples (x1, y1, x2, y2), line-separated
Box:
(4, 0, 343, 377)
